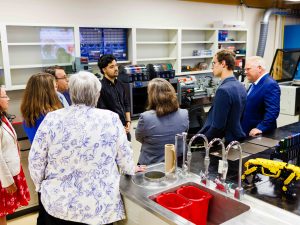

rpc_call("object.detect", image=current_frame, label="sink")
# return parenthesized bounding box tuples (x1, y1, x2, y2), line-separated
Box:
(132, 163, 179, 189)
(149, 182, 250, 225)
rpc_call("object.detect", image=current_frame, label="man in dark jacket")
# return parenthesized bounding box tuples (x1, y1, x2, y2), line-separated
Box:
(97, 54, 131, 141)
(199, 50, 247, 144)
(241, 56, 280, 137)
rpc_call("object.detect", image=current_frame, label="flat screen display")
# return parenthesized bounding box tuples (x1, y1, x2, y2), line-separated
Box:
(40, 28, 75, 63)
(270, 49, 300, 82)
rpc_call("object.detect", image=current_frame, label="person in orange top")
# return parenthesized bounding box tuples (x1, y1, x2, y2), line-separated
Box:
(0, 86, 30, 225)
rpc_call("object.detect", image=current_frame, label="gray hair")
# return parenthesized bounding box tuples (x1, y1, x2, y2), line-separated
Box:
(69, 71, 101, 107)
(247, 56, 267, 70)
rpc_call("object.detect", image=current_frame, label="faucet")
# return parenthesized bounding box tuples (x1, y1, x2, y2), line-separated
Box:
(226, 141, 244, 200)
(187, 133, 209, 185)
(208, 138, 229, 193)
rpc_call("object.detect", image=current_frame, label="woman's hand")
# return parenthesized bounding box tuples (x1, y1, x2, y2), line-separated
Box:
(5, 183, 17, 195)
(135, 165, 146, 173)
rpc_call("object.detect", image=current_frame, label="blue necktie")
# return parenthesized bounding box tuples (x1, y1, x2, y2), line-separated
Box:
(247, 83, 256, 96)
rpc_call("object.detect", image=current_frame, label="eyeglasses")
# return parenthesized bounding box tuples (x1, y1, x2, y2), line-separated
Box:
(56, 75, 69, 80)
(0, 95, 9, 99)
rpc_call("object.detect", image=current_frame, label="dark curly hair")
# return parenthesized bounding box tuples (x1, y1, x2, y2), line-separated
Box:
(97, 54, 116, 74)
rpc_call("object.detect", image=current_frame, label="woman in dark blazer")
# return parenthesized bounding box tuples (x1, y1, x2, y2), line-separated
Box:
(135, 78, 189, 165)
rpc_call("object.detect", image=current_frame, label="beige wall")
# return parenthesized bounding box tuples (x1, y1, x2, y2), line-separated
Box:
(0, 0, 299, 119)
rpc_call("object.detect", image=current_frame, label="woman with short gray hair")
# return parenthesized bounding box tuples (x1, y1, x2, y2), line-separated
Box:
(69, 71, 101, 107)
(29, 71, 145, 225)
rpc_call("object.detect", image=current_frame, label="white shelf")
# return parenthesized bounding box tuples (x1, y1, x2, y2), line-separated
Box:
(89, 60, 131, 66)
(218, 41, 246, 44)
(136, 41, 177, 45)
(236, 54, 246, 57)
(177, 70, 212, 75)
(181, 56, 213, 59)
(10, 63, 72, 69)
(136, 57, 177, 62)
(7, 84, 26, 91)
(182, 41, 214, 44)
(8, 42, 75, 46)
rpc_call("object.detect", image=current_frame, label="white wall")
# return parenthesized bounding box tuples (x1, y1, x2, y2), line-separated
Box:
(0, 0, 299, 119)
(0, 0, 262, 54)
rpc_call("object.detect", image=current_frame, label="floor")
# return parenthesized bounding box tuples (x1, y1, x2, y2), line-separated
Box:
(8, 120, 142, 225)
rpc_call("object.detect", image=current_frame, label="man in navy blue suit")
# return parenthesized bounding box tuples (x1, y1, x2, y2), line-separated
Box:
(241, 56, 280, 137)
(199, 50, 247, 144)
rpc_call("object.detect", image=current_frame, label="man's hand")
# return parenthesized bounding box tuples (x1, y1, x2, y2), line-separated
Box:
(5, 183, 17, 195)
(249, 128, 262, 137)
(125, 121, 131, 133)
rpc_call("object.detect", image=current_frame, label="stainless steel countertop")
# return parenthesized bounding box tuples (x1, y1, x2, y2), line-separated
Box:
(120, 163, 300, 225)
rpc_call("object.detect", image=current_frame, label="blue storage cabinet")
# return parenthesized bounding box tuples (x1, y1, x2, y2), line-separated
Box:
(80, 27, 128, 62)
(284, 24, 300, 79)
(103, 28, 127, 61)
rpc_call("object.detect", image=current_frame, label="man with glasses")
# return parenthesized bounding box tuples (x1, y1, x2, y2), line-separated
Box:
(199, 50, 247, 144)
(241, 56, 280, 137)
(44, 66, 71, 106)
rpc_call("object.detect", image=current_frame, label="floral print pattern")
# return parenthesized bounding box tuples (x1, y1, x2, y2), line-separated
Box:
(29, 105, 135, 225)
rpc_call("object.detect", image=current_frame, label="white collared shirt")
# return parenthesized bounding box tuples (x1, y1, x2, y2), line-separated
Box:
(253, 72, 268, 85)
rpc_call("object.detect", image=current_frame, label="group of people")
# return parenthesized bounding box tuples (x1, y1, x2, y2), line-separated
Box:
(0, 50, 280, 225)
(0, 55, 145, 225)
(136, 50, 280, 165)
(199, 51, 280, 145)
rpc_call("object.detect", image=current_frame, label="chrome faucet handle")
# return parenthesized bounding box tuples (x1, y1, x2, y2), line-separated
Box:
(199, 170, 208, 185)
(214, 177, 229, 193)
(234, 187, 244, 200)
(181, 163, 188, 176)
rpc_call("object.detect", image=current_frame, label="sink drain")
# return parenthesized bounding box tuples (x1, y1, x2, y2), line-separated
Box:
(144, 171, 166, 182)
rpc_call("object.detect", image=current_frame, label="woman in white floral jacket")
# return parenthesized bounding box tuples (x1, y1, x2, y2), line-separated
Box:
(29, 71, 144, 225)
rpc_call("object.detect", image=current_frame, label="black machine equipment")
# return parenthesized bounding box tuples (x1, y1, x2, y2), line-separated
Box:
(234, 57, 246, 82)
(118, 64, 149, 83)
(118, 63, 177, 117)
(73, 57, 91, 72)
(147, 63, 175, 80)
(119, 63, 175, 83)
(270, 133, 300, 166)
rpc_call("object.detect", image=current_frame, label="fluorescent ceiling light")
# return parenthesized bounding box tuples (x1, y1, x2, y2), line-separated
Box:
(285, 0, 300, 2)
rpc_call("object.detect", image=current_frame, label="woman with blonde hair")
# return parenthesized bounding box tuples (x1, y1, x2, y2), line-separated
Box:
(135, 78, 189, 165)
(21, 73, 62, 225)
(0, 86, 30, 225)
(21, 73, 62, 143)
